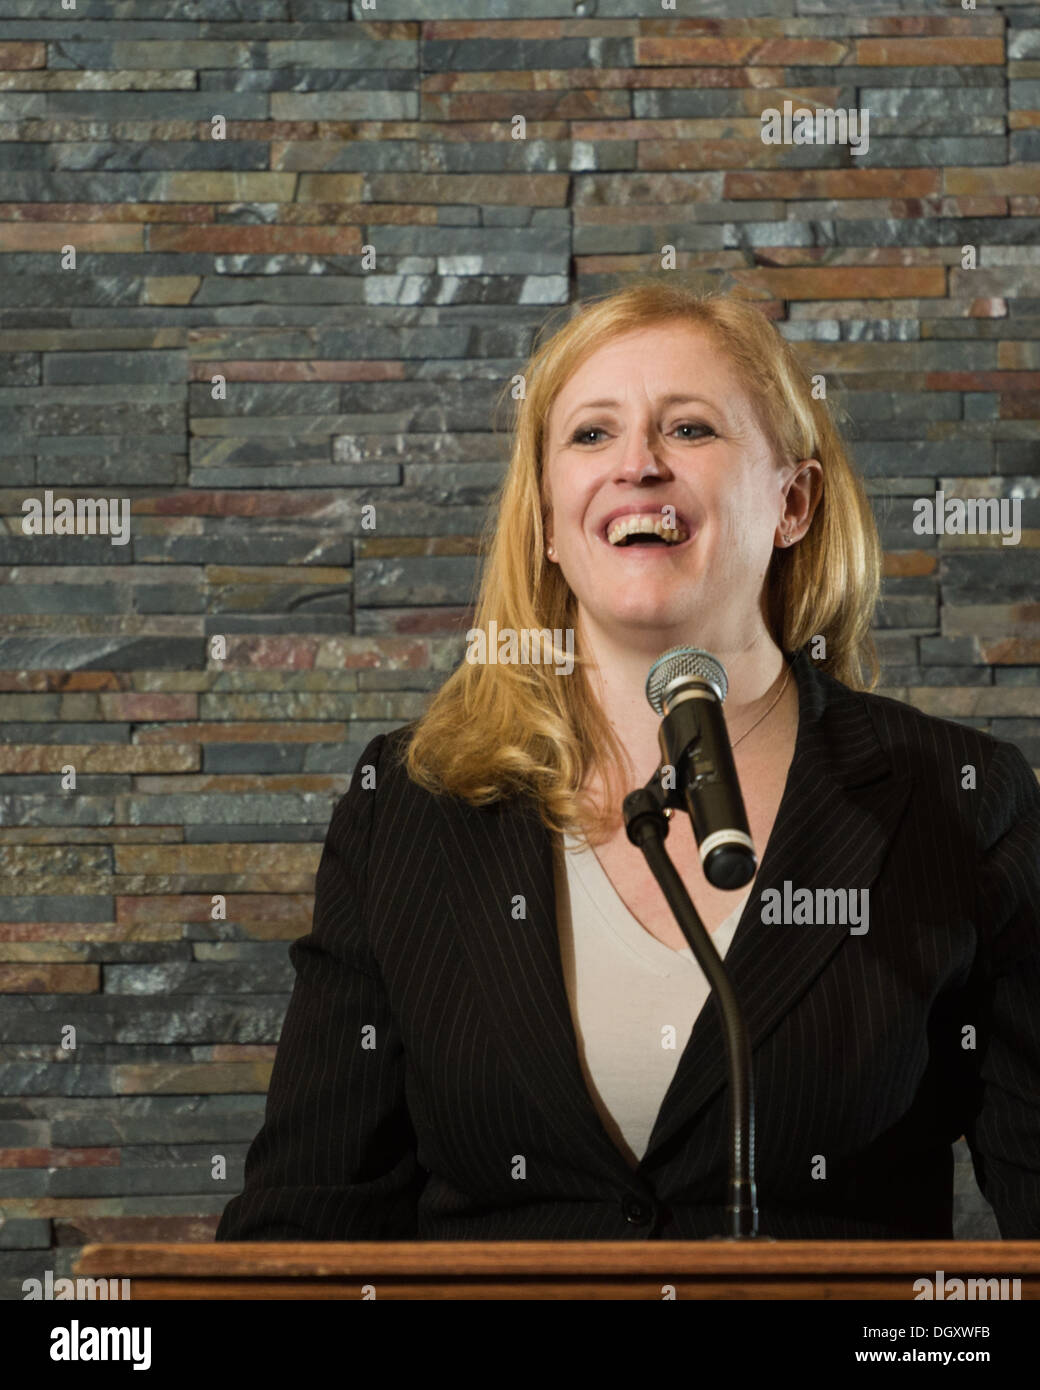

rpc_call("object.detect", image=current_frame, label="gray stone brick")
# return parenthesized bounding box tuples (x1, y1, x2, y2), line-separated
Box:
(131, 526, 352, 566)
(202, 743, 306, 773)
(785, 67, 1002, 90)
(189, 382, 341, 414)
(0, 94, 46, 119)
(273, 91, 418, 120)
(881, 666, 992, 688)
(1011, 80, 1040, 110)
(125, 793, 333, 825)
(44, 351, 186, 386)
(355, 555, 479, 607)
(47, 91, 269, 120)
(402, 463, 506, 503)
(40, 457, 185, 486)
(964, 394, 1001, 422)
(0, 795, 118, 827)
(0, 1122, 50, 1146)
(941, 552, 1040, 604)
(0, 999, 289, 1047)
(874, 587, 940, 629)
(0, 637, 201, 669)
(190, 435, 329, 467)
(836, 219, 1040, 248)
(268, 39, 418, 68)
(861, 87, 1007, 120)
(919, 636, 985, 666)
(994, 668, 1040, 686)
(354, 606, 472, 636)
(48, 1096, 266, 1148)
(362, 0, 580, 13)
(1011, 132, 1040, 162)
(52, 142, 273, 172)
(44, 1165, 231, 1197)
(576, 223, 729, 255)
(874, 633, 920, 667)
(0, 895, 113, 922)
(183, 823, 329, 842)
(0, 584, 131, 615)
(422, 40, 593, 72)
(199, 67, 418, 94)
(0, 145, 49, 170)
(855, 443, 995, 479)
(0, 1219, 51, 1250)
(838, 391, 963, 423)
(199, 614, 351, 635)
(1009, 28, 1040, 60)
(193, 461, 400, 483)
(104, 962, 295, 994)
(854, 138, 1009, 168)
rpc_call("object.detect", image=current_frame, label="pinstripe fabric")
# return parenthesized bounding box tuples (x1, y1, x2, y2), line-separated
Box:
(215, 648, 1040, 1242)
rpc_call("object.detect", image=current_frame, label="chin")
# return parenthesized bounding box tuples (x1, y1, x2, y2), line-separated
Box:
(598, 597, 696, 635)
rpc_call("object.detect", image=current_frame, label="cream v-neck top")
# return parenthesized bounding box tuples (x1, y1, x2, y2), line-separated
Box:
(554, 830, 748, 1170)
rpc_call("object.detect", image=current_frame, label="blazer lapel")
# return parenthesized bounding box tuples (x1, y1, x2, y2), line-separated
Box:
(641, 649, 913, 1166)
(436, 788, 637, 1185)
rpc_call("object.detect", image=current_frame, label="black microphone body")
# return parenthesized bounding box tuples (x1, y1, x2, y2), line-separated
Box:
(647, 648, 757, 890)
(659, 690, 757, 889)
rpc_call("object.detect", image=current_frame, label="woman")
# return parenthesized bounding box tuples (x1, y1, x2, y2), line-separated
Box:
(217, 281, 1040, 1242)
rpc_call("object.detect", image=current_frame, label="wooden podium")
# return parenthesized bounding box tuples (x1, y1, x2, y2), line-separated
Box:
(73, 1240, 1040, 1299)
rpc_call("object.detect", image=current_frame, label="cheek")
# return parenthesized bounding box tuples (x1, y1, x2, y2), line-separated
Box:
(543, 456, 575, 511)
(714, 483, 778, 562)
(553, 481, 598, 538)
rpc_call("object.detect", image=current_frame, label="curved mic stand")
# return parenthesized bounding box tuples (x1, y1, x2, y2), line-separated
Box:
(623, 764, 768, 1241)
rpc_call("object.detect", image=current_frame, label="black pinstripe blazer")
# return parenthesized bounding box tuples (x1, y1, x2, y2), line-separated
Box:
(216, 647, 1040, 1242)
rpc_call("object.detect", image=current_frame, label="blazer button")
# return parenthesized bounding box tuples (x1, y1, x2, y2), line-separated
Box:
(621, 1195, 652, 1226)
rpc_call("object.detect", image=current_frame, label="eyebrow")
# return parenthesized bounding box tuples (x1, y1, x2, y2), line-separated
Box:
(559, 393, 720, 434)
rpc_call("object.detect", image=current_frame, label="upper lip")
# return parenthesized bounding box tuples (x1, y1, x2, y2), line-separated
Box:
(598, 504, 692, 540)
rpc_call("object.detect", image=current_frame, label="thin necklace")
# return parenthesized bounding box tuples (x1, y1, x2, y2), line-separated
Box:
(731, 662, 792, 749)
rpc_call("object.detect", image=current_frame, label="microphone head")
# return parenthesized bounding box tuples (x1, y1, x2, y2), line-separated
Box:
(646, 646, 728, 714)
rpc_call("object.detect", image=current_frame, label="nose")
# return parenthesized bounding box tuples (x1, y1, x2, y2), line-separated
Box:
(616, 415, 672, 482)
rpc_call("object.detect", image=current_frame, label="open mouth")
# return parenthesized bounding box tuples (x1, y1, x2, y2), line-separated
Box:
(601, 513, 693, 549)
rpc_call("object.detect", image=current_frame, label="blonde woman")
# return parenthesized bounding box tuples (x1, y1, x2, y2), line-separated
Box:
(218, 282, 1040, 1243)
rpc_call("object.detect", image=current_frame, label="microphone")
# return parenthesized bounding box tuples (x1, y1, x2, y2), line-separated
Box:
(645, 646, 756, 890)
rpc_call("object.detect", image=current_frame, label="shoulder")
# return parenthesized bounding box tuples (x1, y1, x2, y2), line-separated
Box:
(821, 664, 1030, 785)
(824, 670, 1038, 858)
(329, 721, 441, 833)
(321, 723, 413, 833)
(372, 721, 423, 796)
(336, 723, 418, 788)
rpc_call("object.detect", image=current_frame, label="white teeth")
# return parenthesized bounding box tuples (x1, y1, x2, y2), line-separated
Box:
(607, 514, 689, 546)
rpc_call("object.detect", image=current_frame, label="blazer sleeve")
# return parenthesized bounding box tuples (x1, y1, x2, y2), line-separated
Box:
(963, 738, 1040, 1238)
(215, 731, 427, 1240)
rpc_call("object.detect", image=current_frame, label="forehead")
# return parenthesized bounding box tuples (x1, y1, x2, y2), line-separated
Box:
(548, 322, 742, 424)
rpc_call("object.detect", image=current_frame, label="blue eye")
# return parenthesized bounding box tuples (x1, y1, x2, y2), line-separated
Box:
(569, 423, 713, 445)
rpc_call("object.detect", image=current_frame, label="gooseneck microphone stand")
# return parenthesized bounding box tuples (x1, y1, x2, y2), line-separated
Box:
(623, 772, 760, 1240)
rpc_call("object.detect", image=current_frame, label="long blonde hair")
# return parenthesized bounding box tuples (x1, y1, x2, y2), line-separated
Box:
(401, 279, 881, 846)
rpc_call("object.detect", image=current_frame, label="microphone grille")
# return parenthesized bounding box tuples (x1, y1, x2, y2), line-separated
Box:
(645, 646, 728, 715)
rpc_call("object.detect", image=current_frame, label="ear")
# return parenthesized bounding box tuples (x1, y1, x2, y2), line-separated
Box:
(776, 459, 823, 547)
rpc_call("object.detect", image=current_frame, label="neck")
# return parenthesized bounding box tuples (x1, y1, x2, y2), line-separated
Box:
(578, 615, 790, 789)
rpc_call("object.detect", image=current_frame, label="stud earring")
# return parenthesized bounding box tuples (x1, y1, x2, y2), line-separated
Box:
(782, 533, 793, 545)
(546, 544, 556, 559)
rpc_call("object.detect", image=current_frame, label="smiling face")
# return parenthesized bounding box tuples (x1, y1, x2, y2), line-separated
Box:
(541, 320, 818, 656)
